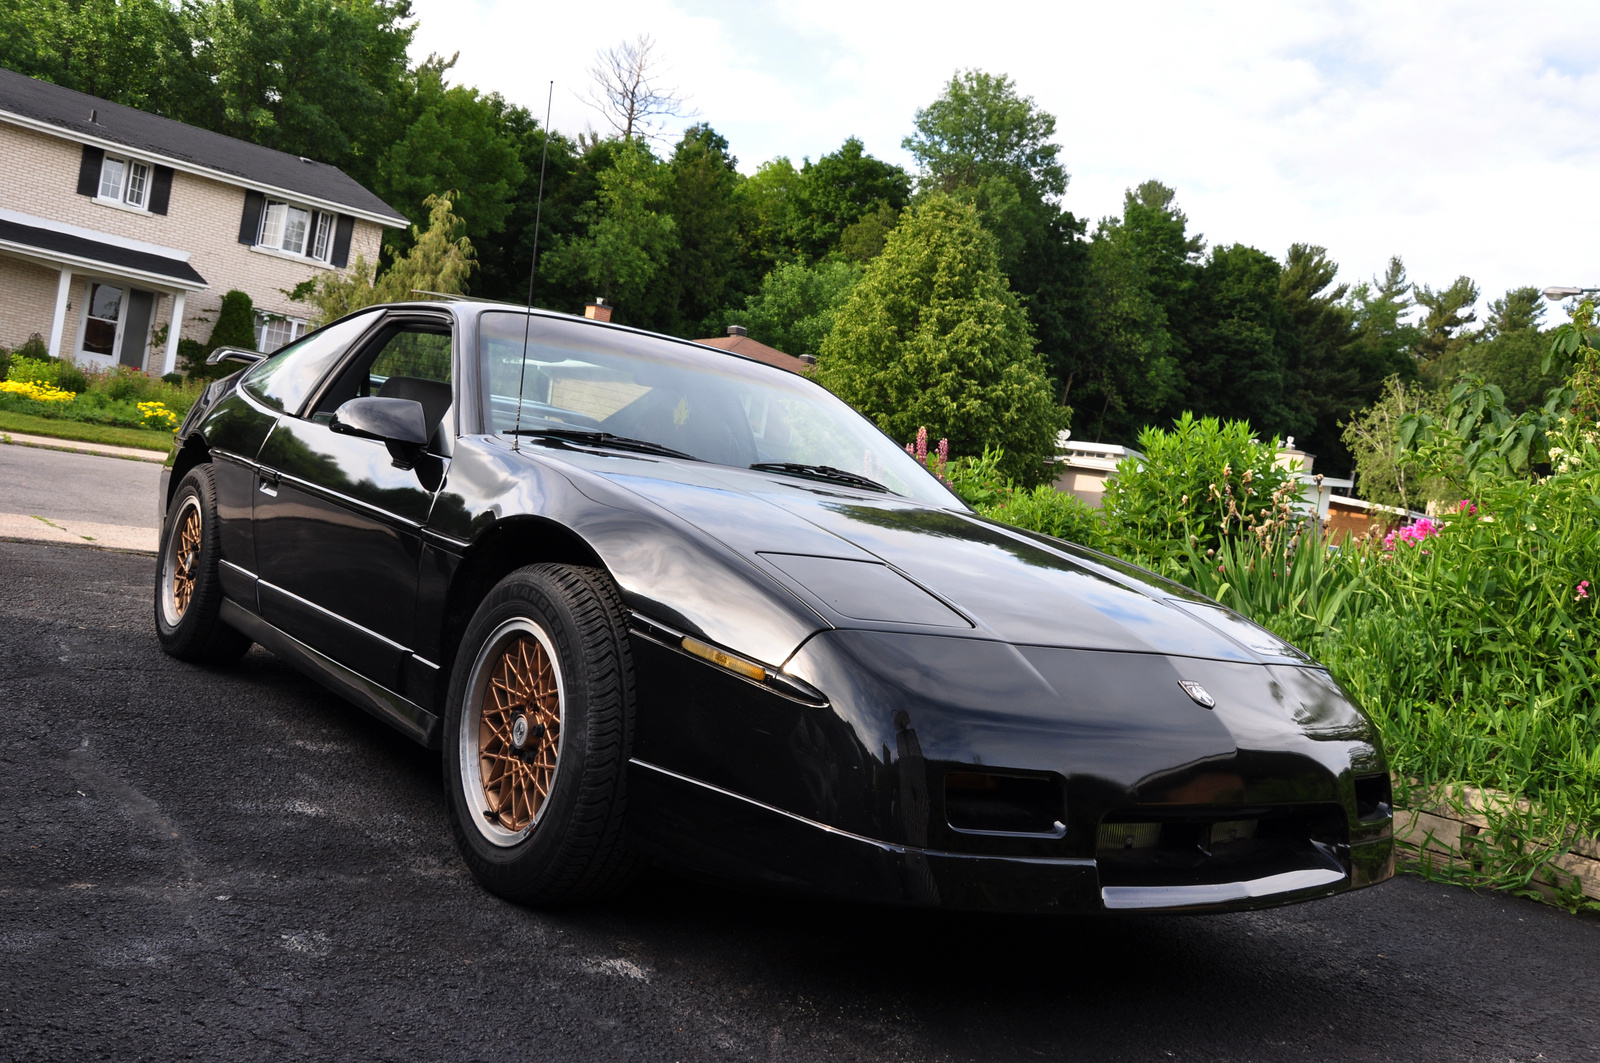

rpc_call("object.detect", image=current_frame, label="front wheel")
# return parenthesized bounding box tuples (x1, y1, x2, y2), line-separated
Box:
(154, 465, 251, 663)
(443, 564, 642, 904)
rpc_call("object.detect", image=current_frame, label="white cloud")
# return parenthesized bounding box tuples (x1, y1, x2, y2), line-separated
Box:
(411, 0, 1600, 312)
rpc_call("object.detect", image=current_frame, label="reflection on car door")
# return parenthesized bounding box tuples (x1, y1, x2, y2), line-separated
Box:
(252, 314, 454, 699)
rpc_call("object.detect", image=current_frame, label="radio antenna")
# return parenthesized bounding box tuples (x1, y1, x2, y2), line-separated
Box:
(512, 79, 554, 451)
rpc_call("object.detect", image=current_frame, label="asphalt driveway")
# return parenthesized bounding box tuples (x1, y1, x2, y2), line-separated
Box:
(1, 539, 1596, 1062)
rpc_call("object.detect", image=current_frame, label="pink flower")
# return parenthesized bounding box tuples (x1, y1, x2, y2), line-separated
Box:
(915, 426, 928, 463)
(1578, 580, 1592, 602)
(1456, 499, 1476, 515)
(937, 437, 948, 465)
(1384, 517, 1440, 551)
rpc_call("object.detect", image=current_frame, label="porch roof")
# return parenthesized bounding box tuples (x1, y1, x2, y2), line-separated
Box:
(0, 215, 207, 290)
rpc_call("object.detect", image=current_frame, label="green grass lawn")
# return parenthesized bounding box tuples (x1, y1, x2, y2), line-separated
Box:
(0, 409, 175, 454)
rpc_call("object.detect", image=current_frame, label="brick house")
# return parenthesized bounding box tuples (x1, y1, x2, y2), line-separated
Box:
(0, 67, 406, 374)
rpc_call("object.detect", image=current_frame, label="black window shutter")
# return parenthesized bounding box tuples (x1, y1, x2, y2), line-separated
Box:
(76, 145, 104, 196)
(238, 190, 266, 244)
(330, 214, 355, 267)
(148, 166, 174, 215)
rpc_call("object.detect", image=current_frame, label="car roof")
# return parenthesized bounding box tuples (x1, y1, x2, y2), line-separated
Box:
(379, 300, 811, 377)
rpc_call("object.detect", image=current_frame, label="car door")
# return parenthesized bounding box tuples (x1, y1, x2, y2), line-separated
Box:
(213, 308, 387, 600)
(252, 311, 455, 697)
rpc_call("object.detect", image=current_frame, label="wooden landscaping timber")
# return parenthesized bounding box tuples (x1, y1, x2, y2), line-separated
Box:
(1392, 777, 1600, 904)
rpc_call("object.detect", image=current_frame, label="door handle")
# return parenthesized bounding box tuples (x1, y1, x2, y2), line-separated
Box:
(259, 471, 279, 497)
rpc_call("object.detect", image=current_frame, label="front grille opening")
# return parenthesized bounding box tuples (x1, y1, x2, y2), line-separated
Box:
(1354, 773, 1393, 821)
(945, 771, 1063, 835)
(1096, 806, 1346, 888)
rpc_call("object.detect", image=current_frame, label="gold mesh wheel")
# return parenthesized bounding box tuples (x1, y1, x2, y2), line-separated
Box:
(170, 504, 202, 620)
(477, 633, 562, 834)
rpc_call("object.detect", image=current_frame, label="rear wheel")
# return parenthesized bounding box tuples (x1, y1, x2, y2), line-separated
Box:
(154, 465, 250, 663)
(443, 564, 642, 904)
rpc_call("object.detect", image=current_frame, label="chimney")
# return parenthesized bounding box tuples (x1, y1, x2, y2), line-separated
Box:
(726, 324, 748, 337)
(798, 354, 817, 366)
(584, 298, 612, 322)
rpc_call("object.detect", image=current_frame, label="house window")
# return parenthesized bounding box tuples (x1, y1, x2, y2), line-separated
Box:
(97, 155, 150, 209)
(258, 202, 331, 261)
(255, 311, 308, 354)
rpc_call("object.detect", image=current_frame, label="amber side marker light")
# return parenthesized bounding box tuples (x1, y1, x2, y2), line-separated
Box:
(681, 637, 769, 682)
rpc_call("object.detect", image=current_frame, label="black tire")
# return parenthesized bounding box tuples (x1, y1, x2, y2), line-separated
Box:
(154, 465, 251, 664)
(443, 563, 643, 904)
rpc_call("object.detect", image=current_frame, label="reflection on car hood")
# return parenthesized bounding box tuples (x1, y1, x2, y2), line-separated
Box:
(576, 456, 1301, 662)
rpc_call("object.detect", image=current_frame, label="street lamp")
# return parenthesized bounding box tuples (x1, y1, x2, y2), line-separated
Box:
(1542, 286, 1594, 301)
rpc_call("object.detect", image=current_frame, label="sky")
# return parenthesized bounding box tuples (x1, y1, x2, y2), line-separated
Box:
(409, 0, 1600, 319)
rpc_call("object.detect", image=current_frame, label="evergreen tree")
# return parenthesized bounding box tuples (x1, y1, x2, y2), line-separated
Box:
(656, 125, 749, 336)
(1185, 243, 1299, 437)
(817, 195, 1065, 483)
(903, 70, 1089, 402)
(1414, 275, 1481, 377)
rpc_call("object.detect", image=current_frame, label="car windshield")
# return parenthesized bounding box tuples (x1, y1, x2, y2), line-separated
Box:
(478, 312, 962, 507)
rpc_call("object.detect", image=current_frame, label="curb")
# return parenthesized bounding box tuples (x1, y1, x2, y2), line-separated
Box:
(1, 430, 169, 464)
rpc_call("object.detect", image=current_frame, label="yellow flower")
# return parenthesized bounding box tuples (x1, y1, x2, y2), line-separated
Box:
(0, 379, 76, 403)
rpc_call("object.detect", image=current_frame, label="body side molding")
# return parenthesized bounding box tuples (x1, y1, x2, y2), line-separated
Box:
(220, 599, 440, 746)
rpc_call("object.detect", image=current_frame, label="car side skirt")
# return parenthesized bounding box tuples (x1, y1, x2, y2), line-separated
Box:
(219, 599, 440, 747)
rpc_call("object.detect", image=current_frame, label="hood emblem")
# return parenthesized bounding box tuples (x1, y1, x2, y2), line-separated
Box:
(1178, 681, 1216, 709)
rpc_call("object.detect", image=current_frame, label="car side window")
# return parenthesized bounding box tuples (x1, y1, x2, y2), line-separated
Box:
(311, 323, 455, 446)
(243, 309, 383, 415)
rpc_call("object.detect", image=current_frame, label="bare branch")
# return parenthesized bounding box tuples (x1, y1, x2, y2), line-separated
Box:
(579, 34, 698, 142)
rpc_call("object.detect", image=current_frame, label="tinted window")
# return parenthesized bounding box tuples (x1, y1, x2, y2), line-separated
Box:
(243, 309, 382, 414)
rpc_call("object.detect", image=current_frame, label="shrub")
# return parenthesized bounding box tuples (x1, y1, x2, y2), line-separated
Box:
(1101, 412, 1296, 569)
(176, 339, 209, 379)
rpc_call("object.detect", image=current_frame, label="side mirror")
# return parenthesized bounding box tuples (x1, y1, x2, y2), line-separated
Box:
(330, 396, 429, 469)
(206, 346, 265, 367)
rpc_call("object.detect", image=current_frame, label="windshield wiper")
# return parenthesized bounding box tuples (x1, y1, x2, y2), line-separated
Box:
(749, 462, 889, 493)
(504, 428, 699, 461)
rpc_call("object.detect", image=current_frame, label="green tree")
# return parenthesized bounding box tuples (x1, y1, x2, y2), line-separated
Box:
(789, 137, 911, 260)
(1340, 375, 1447, 511)
(1453, 287, 1567, 413)
(740, 156, 803, 268)
(0, 0, 195, 112)
(1183, 244, 1299, 436)
(179, 0, 414, 188)
(816, 195, 1065, 483)
(1347, 257, 1421, 386)
(903, 69, 1067, 201)
(903, 70, 1089, 402)
(1064, 182, 1197, 441)
(655, 124, 749, 336)
(541, 139, 677, 322)
(1414, 274, 1481, 374)
(374, 56, 524, 261)
(732, 259, 862, 357)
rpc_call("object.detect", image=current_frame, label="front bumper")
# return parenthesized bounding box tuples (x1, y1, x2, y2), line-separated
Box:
(629, 758, 1394, 914)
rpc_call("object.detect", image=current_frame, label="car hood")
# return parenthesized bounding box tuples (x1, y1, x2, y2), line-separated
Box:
(567, 455, 1301, 664)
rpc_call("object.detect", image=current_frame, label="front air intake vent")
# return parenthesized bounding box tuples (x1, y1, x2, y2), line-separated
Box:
(1354, 773, 1393, 822)
(945, 771, 1065, 836)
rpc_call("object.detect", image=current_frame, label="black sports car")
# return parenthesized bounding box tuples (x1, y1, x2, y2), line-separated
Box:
(156, 301, 1395, 913)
